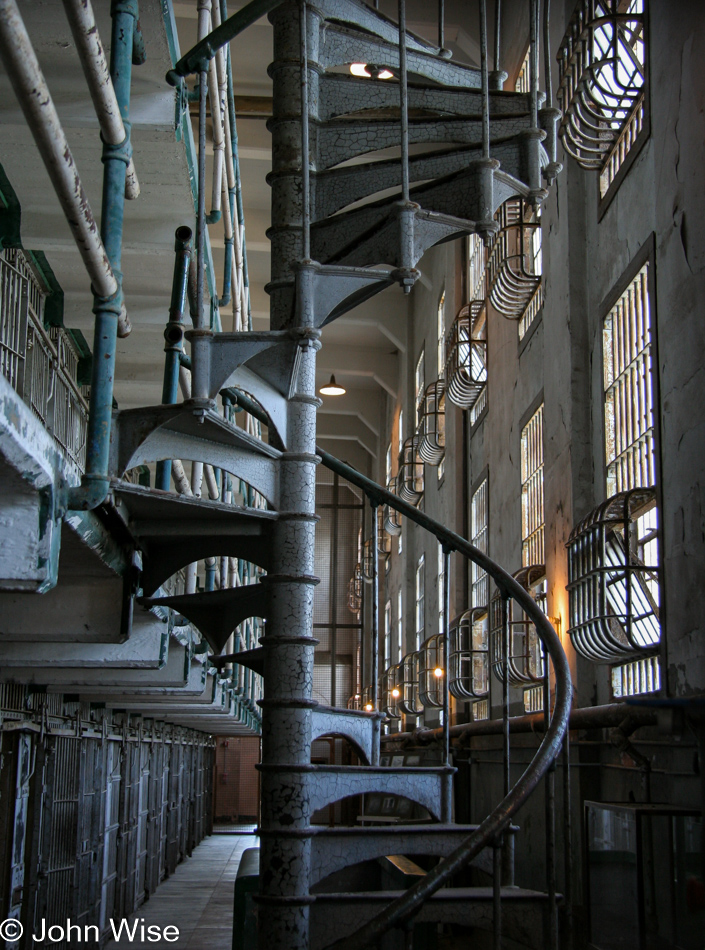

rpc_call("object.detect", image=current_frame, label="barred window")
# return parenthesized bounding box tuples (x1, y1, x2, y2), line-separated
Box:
(515, 46, 530, 94)
(471, 477, 489, 609)
(521, 404, 545, 567)
(415, 554, 425, 649)
(397, 589, 403, 662)
(437, 542, 445, 634)
(415, 349, 425, 428)
(437, 289, 446, 377)
(557, 0, 646, 183)
(468, 233, 486, 302)
(603, 263, 654, 495)
(384, 600, 392, 668)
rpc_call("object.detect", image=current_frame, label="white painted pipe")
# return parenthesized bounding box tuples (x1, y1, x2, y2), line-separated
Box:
(204, 464, 220, 500)
(0, 0, 117, 299)
(171, 459, 192, 495)
(191, 460, 204, 498)
(60, 0, 140, 199)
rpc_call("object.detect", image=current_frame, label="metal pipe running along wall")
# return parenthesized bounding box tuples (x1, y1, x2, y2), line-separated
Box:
(61, 0, 140, 200)
(0, 0, 118, 302)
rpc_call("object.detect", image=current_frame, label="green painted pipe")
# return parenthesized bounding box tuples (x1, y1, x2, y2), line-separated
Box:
(166, 0, 284, 84)
(68, 0, 140, 511)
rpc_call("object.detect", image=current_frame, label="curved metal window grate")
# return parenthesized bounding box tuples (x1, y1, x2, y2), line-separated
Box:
(557, 0, 645, 170)
(449, 609, 490, 700)
(490, 567, 546, 687)
(417, 379, 446, 465)
(382, 663, 402, 719)
(347, 562, 363, 614)
(444, 301, 487, 411)
(377, 505, 392, 556)
(567, 487, 660, 662)
(397, 435, 424, 505)
(418, 634, 445, 708)
(487, 199, 543, 329)
(361, 538, 374, 583)
(399, 651, 423, 716)
(383, 478, 402, 536)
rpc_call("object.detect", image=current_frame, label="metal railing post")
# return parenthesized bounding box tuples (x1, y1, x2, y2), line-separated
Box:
(300, 0, 311, 261)
(156, 227, 193, 491)
(71, 0, 138, 510)
(544, 664, 558, 949)
(562, 729, 574, 950)
(371, 501, 380, 763)
(442, 547, 451, 767)
(501, 592, 511, 797)
(398, 0, 410, 203)
(493, 836, 502, 950)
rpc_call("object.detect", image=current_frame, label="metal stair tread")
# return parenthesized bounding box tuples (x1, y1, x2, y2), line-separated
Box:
(112, 480, 278, 526)
(320, 21, 482, 89)
(115, 402, 280, 471)
(319, 73, 533, 122)
(111, 482, 277, 594)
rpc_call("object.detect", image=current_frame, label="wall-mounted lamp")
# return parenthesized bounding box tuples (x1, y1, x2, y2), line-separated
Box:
(364, 702, 374, 712)
(391, 688, 400, 699)
(320, 374, 346, 396)
(434, 667, 444, 679)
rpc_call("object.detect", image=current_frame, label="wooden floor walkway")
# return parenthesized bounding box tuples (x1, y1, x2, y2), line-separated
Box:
(106, 830, 257, 949)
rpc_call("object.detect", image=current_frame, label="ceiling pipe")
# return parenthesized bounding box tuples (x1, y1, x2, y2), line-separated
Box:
(60, 0, 140, 201)
(0, 0, 117, 301)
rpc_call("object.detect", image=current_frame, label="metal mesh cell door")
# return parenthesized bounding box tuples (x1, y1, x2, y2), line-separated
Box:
(135, 738, 150, 907)
(0, 732, 34, 940)
(166, 737, 184, 876)
(100, 739, 121, 939)
(180, 740, 194, 859)
(74, 737, 106, 935)
(37, 736, 81, 945)
(115, 735, 140, 919)
(145, 737, 164, 898)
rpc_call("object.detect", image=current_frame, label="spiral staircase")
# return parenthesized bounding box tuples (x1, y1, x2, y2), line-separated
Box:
(0, 0, 570, 947)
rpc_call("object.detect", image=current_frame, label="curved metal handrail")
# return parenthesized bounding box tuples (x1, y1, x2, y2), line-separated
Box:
(224, 386, 571, 950)
(315, 449, 572, 950)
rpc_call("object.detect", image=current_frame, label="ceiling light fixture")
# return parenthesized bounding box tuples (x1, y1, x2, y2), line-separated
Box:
(349, 63, 394, 80)
(320, 374, 346, 396)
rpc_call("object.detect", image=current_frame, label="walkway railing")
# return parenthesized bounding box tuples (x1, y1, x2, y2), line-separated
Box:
(0, 248, 88, 470)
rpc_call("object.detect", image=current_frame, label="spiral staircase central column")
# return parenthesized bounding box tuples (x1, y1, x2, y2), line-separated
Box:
(258, 4, 322, 948)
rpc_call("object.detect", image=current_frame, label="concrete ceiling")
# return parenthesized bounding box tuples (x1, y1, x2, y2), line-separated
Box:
(0, 0, 513, 471)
